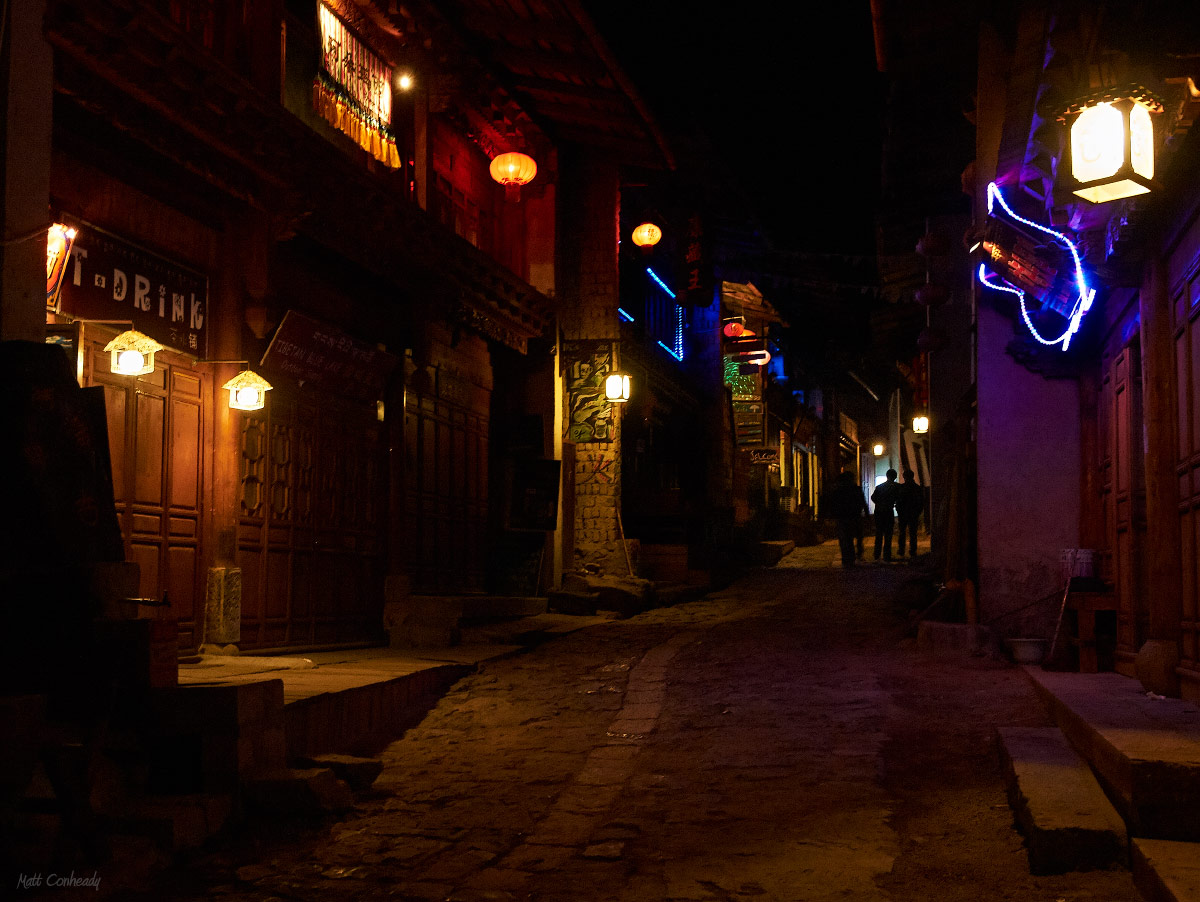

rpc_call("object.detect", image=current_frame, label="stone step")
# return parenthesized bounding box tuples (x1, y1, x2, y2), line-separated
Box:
(997, 726, 1127, 875)
(1132, 839, 1200, 902)
(1024, 669, 1200, 841)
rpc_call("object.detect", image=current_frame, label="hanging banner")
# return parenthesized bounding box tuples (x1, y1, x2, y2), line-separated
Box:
(53, 221, 208, 358)
(315, 3, 400, 168)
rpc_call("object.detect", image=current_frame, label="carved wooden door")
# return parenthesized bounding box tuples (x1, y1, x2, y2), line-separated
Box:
(86, 333, 209, 650)
(237, 389, 384, 649)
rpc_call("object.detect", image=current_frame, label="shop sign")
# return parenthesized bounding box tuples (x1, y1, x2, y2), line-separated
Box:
(748, 448, 778, 464)
(981, 217, 1077, 318)
(260, 310, 399, 401)
(54, 222, 208, 357)
(681, 213, 710, 308)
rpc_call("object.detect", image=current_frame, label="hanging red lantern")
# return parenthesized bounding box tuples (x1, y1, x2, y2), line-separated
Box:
(722, 318, 745, 338)
(489, 152, 537, 201)
(631, 222, 662, 248)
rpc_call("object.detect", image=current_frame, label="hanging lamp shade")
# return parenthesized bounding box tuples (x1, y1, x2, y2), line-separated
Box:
(222, 370, 273, 411)
(104, 330, 163, 376)
(1065, 87, 1162, 204)
(631, 222, 662, 248)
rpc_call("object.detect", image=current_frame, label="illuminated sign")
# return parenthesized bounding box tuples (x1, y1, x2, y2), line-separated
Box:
(978, 182, 1096, 350)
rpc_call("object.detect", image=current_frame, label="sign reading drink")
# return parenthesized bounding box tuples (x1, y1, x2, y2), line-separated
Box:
(318, 3, 391, 126)
(54, 222, 208, 357)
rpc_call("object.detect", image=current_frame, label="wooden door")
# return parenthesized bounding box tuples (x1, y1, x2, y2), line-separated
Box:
(86, 334, 209, 650)
(236, 389, 385, 649)
(403, 382, 489, 594)
(1101, 344, 1146, 665)
(1172, 269, 1200, 676)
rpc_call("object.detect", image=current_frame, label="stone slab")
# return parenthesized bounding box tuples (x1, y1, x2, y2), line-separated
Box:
(916, 621, 991, 657)
(1132, 838, 1200, 902)
(1023, 668, 1200, 840)
(997, 726, 1126, 874)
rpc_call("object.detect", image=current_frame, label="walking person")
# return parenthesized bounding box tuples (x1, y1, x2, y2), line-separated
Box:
(828, 470, 868, 568)
(896, 468, 924, 560)
(870, 468, 900, 562)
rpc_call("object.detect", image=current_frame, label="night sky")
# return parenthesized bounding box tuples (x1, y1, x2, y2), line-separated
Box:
(583, 2, 885, 256)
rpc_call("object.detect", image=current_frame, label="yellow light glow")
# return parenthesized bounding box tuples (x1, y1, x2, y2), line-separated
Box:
(872, 443, 885, 457)
(604, 372, 631, 403)
(631, 223, 662, 247)
(396, 72, 413, 91)
(116, 349, 147, 375)
(1072, 102, 1124, 183)
(1130, 102, 1153, 179)
(912, 415, 929, 434)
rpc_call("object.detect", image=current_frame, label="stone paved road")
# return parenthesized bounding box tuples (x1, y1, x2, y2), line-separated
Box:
(141, 557, 1141, 901)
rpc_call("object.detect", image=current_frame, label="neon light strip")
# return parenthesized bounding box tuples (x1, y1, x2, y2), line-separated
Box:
(618, 307, 635, 322)
(981, 181, 1096, 350)
(674, 305, 684, 360)
(656, 340, 682, 362)
(646, 267, 677, 299)
(978, 265, 1073, 347)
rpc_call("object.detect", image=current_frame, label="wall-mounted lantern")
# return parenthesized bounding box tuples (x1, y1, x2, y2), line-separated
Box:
(222, 369, 273, 411)
(104, 329, 163, 376)
(604, 372, 631, 404)
(912, 415, 929, 434)
(1065, 86, 1162, 204)
(631, 222, 662, 251)
(489, 152, 537, 201)
(394, 68, 415, 92)
(872, 442, 885, 457)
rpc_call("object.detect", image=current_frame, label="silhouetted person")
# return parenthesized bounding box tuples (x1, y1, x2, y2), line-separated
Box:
(896, 468, 924, 559)
(828, 470, 868, 567)
(871, 468, 900, 562)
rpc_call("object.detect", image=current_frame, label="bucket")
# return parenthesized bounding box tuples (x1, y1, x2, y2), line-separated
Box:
(1060, 548, 1096, 582)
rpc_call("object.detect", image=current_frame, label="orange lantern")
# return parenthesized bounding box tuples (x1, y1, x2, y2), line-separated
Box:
(489, 152, 537, 200)
(631, 222, 662, 249)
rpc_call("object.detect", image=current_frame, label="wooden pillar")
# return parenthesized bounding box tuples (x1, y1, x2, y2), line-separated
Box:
(0, 0, 53, 342)
(1136, 253, 1183, 695)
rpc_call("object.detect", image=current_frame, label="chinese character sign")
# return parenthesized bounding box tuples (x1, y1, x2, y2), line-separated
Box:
(318, 4, 391, 126)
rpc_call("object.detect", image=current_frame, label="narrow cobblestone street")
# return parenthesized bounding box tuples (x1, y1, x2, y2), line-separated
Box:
(142, 553, 1143, 901)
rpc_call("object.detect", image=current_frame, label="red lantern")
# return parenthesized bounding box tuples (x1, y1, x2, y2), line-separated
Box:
(722, 319, 745, 338)
(489, 152, 537, 201)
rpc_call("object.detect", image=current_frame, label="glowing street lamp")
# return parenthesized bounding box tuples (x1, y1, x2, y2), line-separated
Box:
(104, 329, 163, 376)
(222, 370, 273, 411)
(1065, 87, 1162, 204)
(912, 415, 929, 435)
(872, 442, 885, 457)
(605, 372, 631, 404)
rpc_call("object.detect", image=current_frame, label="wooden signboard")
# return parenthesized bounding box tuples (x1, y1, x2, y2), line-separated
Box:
(260, 310, 399, 401)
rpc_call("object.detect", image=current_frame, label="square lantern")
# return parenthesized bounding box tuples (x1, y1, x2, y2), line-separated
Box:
(605, 372, 631, 403)
(1065, 87, 1162, 204)
(104, 329, 163, 376)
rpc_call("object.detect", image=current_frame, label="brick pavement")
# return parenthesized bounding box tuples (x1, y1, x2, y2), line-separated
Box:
(116, 561, 1140, 902)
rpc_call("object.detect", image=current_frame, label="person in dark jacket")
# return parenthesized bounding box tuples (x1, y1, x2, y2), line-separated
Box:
(828, 470, 868, 567)
(870, 468, 900, 562)
(896, 468, 924, 559)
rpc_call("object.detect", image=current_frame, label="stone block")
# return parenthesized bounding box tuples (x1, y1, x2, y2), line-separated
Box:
(295, 754, 383, 792)
(998, 727, 1127, 874)
(243, 767, 355, 815)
